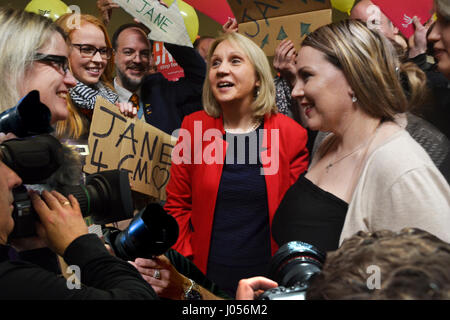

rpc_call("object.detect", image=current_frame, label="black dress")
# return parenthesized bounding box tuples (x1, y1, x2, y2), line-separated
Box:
(272, 173, 348, 253)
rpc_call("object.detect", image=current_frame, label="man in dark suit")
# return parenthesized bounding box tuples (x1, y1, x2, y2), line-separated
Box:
(112, 23, 206, 136)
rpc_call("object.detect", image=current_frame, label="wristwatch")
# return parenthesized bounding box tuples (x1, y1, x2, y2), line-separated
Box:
(184, 278, 202, 300)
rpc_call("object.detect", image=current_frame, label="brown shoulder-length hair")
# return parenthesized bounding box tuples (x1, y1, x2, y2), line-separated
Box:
(301, 19, 427, 121)
(54, 13, 115, 139)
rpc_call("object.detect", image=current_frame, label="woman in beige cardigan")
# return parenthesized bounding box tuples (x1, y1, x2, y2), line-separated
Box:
(271, 19, 450, 254)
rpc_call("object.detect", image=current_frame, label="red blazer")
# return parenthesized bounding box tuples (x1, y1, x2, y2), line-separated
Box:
(164, 111, 309, 274)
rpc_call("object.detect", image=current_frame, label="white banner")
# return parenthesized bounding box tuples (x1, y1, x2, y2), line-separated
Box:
(113, 0, 192, 47)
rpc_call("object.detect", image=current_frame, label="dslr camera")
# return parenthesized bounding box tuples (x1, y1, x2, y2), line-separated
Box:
(0, 134, 134, 238)
(103, 202, 179, 261)
(1, 91, 179, 259)
(258, 241, 326, 300)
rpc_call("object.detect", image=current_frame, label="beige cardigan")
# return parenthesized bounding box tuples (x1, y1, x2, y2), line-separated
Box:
(340, 130, 450, 245)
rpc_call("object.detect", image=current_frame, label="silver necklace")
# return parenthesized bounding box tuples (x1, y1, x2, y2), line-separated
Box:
(325, 125, 381, 173)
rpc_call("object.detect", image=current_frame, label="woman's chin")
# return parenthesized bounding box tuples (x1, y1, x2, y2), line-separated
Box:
(79, 74, 102, 85)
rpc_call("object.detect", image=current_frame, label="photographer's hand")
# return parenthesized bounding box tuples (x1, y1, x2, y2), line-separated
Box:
(236, 276, 278, 300)
(31, 190, 88, 256)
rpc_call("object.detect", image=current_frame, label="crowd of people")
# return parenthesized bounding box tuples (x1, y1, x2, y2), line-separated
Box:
(0, 0, 449, 300)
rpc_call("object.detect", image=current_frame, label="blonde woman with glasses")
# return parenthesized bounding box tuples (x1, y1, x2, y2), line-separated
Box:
(0, 8, 76, 128)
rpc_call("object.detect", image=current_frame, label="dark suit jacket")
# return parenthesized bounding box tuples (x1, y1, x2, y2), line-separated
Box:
(140, 43, 206, 135)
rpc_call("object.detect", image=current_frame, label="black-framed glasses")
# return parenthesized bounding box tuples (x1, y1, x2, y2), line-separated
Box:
(72, 44, 113, 59)
(118, 48, 151, 61)
(33, 53, 70, 75)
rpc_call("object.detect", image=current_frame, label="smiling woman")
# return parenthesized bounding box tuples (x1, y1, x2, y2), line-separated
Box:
(272, 20, 450, 254)
(54, 13, 118, 140)
(0, 7, 76, 123)
(164, 32, 309, 298)
(0, 8, 158, 300)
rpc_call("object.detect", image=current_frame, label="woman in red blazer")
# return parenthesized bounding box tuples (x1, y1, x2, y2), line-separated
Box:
(164, 32, 309, 297)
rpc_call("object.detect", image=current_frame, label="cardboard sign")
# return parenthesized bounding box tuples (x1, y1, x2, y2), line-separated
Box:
(372, 0, 434, 38)
(153, 41, 185, 81)
(84, 97, 177, 201)
(238, 9, 332, 56)
(113, 0, 192, 47)
(227, 0, 331, 23)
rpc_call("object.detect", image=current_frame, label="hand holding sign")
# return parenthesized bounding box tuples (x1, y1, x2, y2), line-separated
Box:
(408, 16, 434, 59)
(113, 0, 196, 47)
(372, 0, 434, 38)
(84, 97, 176, 201)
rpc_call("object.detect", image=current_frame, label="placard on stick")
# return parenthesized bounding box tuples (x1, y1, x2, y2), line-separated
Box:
(113, 0, 192, 47)
(84, 97, 177, 201)
(227, 0, 332, 56)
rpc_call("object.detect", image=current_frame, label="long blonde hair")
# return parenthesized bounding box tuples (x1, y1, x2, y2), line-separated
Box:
(55, 13, 115, 139)
(0, 8, 68, 111)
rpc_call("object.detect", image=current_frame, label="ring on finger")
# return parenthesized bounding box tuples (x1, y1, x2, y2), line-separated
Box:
(62, 201, 71, 206)
(153, 269, 161, 279)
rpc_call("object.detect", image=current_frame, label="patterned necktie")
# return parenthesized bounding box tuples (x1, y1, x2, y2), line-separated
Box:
(129, 93, 140, 111)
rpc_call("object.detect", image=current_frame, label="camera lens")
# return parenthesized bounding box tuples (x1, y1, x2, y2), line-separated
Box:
(268, 241, 326, 287)
(107, 203, 179, 261)
(10, 170, 134, 239)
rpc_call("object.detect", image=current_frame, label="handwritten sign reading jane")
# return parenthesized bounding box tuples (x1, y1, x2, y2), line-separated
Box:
(84, 97, 176, 200)
(113, 0, 192, 47)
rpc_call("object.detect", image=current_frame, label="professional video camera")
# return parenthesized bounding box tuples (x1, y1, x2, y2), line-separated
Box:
(0, 134, 134, 238)
(0, 90, 53, 137)
(258, 241, 326, 300)
(103, 202, 179, 261)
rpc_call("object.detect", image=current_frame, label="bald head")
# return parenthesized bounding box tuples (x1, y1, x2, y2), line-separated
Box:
(350, 0, 398, 40)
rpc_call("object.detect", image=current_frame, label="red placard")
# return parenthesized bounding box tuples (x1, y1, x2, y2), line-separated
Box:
(372, 0, 434, 38)
(153, 41, 185, 82)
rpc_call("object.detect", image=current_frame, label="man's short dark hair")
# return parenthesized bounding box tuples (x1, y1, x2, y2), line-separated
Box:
(112, 23, 152, 50)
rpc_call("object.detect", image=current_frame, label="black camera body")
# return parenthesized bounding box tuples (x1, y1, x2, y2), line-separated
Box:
(2, 93, 178, 258)
(0, 90, 53, 138)
(0, 135, 134, 239)
(258, 282, 310, 300)
(10, 168, 134, 238)
(258, 241, 326, 300)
